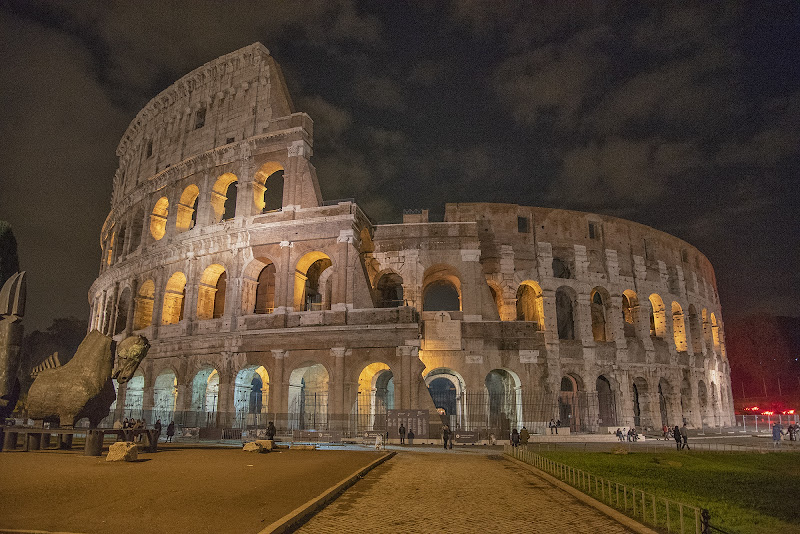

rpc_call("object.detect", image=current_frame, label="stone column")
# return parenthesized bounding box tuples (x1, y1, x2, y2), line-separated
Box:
(331, 230, 354, 311)
(114, 382, 128, 421)
(216, 364, 235, 427)
(274, 241, 293, 312)
(270, 350, 287, 426)
(125, 279, 137, 335)
(331, 347, 346, 430)
(459, 249, 482, 319)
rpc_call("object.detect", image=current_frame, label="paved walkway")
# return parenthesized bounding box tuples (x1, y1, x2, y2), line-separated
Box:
(297, 446, 636, 533)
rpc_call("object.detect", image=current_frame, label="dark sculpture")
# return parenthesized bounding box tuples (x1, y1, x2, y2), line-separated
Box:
(27, 331, 150, 428)
(0, 271, 25, 420)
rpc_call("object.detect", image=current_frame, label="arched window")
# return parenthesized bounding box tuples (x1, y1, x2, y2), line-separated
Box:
(649, 294, 666, 338)
(129, 208, 144, 251)
(133, 280, 155, 330)
(590, 288, 609, 342)
(376, 272, 404, 308)
(254, 263, 276, 314)
(710, 313, 720, 349)
(114, 224, 126, 263)
(162, 272, 187, 325)
(294, 252, 333, 311)
(672, 302, 687, 351)
(688, 305, 703, 354)
(176, 184, 200, 232)
(115, 287, 131, 335)
(552, 257, 571, 279)
(556, 287, 576, 340)
(516, 281, 543, 328)
(254, 162, 285, 213)
(150, 197, 169, 240)
(197, 264, 227, 320)
(622, 290, 638, 338)
(422, 264, 461, 312)
(596, 375, 616, 426)
(211, 173, 238, 222)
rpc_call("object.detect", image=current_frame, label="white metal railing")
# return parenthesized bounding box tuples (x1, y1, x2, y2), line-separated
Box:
(505, 446, 703, 533)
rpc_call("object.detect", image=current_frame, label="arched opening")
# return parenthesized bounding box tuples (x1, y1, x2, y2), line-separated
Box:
(105, 231, 115, 266)
(115, 287, 131, 335)
(698, 380, 709, 424)
(294, 252, 333, 311)
(680, 377, 691, 423)
(124, 371, 144, 420)
(153, 369, 177, 425)
(161, 272, 187, 325)
(622, 290, 639, 338)
(376, 272, 404, 308)
(288, 363, 329, 430)
(114, 224, 126, 263)
(425, 368, 467, 430)
(649, 294, 666, 338)
(596, 375, 616, 426)
(487, 281, 503, 320)
(556, 287, 577, 340)
(672, 302, 687, 351)
(133, 279, 155, 330)
(190, 367, 219, 427)
(590, 287, 610, 342)
(211, 173, 238, 222)
(688, 305, 703, 354)
(485, 369, 522, 439)
(559, 375, 587, 432)
(197, 264, 226, 320)
(516, 281, 544, 329)
(255, 264, 276, 313)
(129, 208, 144, 251)
(176, 184, 200, 232)
(422, 264, 462, 312)
(710, 313, 720, 350)
(658, 378, 671, 428)
(150, 197, 169, 240)
(355, 363, 394, 432)
(254, 162, 285, 213)
(234, 365, 270, 428)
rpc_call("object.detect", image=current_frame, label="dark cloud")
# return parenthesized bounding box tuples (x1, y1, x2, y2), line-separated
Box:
(1, 1, 798, 330)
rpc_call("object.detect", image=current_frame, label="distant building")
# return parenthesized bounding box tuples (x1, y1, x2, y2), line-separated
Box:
(89, 43, 734, 436)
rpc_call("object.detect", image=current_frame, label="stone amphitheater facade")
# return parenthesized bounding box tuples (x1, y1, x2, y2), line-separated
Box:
(89, 43, 734, 437)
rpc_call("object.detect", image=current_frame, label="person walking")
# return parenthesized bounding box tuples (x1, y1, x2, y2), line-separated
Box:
(680, 423, 689, 450)
(399, 423, 406, 445)
(673, 425, 682, 450)
(511, 428, 520, 448)
(772, 422, 784, 448)
(442, 425, 450, 450)
(520, 426, 530, 445)
(166, 421, 175, 443)
(154, 419, 162, 442)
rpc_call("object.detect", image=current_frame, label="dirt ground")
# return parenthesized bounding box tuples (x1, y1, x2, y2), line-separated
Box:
(0, 443, 384, 534)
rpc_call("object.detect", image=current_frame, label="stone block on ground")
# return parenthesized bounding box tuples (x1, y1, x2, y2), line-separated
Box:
(290, 444, 316, 450)
(254, 439, 274, 451)
(243, 442, 264, 452)
(107, 441, 138, 462)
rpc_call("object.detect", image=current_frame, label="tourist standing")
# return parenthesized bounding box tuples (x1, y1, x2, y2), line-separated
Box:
(772, 422, 784, 448)
(680, 423, 689, 450)
(407, 428, 415, 445)
(520, 426, 530, 445)
(266, 421, 276, 441)
(555, 419, 561, 435)
(154, 419, 162, 442)
(673, 425, 682, 450)
(166, 421, 175, 442)
(442, 425, 450, 450)
(549, 418, 556, 435)
(511, 428, 520, 448)
(399, 423, 406, 445)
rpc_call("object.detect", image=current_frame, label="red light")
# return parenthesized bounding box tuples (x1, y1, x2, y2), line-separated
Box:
(763, 411, 774, 415)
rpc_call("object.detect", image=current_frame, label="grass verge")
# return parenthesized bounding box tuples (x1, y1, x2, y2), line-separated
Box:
(535, 449, 800, 534)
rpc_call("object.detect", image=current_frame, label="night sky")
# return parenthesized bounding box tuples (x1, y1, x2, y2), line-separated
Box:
(1, 1, 798, 333)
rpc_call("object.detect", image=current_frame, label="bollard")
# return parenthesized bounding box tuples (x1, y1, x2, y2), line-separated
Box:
(60, 433, 73, 450)
(3, 430, 17, 451)
(84, 429, 104, 456)
(25, 433, 42, 451)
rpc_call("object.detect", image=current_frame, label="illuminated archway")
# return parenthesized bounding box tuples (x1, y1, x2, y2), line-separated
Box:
(211, 173, 238, 222)
(133, 279, 155, 330)
(124, 371, 144, 420)
(622, 290, 639, 338)
(242, 257, 277, 314)
(254, 161, 285, 212)
(590, 287, 612, 341)
(197, 264, 227, 319)
(516, 281, 544, 328)
(161, 272, 187, 325)
(190, 367, 219, 427)
(376, 272, 404, 308)
(355, 363, 394, 432)
(424, 368, 467, 430)
(150, 197, 169, 240)
(176, 184, 200, 232)
(294, 252, 332, 311)
(649, 294, 666, 338)
(288, 362, 329, 430)
(485, 369, 522, 438)
(672, 302, 687, 351)
(422, 264, 461, 312)
(234, 365, 270, 428)
(153, 369, 178, 424)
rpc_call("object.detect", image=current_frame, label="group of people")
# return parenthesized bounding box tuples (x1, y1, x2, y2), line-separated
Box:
(772, 422, 799, 447)
(548, 419, 562, 434)
(115, 418, 176, 442)
(509, 426, 530, 447)
(397, 424, 415, 445)
(615, 427, 639, 442)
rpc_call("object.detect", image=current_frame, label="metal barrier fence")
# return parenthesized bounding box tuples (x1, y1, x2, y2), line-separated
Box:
(734, 414, 799, 432)
(505, 445, 704, 534)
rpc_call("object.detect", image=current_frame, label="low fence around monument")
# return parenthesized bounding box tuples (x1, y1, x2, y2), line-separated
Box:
(505, 445, 707, 534)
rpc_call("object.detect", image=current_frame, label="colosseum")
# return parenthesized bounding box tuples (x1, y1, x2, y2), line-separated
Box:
(89, 43, 734, 441)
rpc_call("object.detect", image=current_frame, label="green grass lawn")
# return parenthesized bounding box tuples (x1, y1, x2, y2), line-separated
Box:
(534, 450, 800, 534)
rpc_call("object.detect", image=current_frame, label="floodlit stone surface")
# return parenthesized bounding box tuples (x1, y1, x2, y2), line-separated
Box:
(106, 441, 138, 462)
(242, 441, 264, 452)
(92, 43, 733, 437)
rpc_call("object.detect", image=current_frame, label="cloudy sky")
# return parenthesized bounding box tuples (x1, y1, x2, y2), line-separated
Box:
(1, 0, 798, 332)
